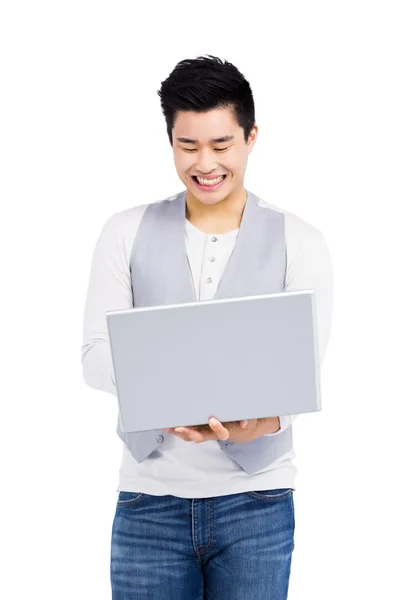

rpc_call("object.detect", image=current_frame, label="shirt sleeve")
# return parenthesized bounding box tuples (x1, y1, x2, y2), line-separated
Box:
(264, 225, 334, 435)
(81, 213, 134, 396)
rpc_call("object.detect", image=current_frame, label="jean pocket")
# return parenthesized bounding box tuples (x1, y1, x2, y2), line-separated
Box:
(247, 487, 293, 502)
(116, 491, 144, 506)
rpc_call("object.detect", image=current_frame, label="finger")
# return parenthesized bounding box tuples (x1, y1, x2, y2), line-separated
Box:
(209, 417, 230, 440)
(165, 429, 193, 442)
(174, 427, 205, 443)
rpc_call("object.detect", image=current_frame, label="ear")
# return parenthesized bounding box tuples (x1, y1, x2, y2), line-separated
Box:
(247, 124, 258, 154)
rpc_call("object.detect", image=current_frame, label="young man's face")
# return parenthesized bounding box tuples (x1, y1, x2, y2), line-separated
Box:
(172, 106, 257, 206)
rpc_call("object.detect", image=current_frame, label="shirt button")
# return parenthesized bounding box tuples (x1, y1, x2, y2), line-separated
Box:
(211, 236, 218, 242)
(209, 256, 215, 262)
(156, 435, 164, 444)
(205, 277, 212, 284)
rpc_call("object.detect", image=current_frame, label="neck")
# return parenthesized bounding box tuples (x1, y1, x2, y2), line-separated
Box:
(185, 187, 247, 234)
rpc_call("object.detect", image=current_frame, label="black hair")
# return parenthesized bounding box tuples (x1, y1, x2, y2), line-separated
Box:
(157, 55, 256, 145)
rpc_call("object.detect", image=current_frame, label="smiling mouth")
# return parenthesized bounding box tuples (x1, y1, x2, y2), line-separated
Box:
(191, 174, 227, 187)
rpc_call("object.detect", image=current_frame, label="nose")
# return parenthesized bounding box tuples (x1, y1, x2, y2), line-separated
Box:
(195, 149, 218, 173)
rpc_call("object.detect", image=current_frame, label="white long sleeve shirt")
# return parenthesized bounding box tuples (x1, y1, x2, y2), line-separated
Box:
(81, 193, 334, 498)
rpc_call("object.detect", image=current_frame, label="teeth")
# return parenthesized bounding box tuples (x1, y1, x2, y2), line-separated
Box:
(196, 175, 224, 186)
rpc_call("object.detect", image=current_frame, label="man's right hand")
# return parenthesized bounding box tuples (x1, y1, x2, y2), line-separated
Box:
(189, 420, 248, 433)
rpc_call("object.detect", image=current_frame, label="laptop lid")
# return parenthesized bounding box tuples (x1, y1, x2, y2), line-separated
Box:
(106, 290, 321, 433)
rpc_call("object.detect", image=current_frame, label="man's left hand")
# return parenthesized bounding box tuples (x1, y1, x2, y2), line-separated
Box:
(163, 416, 280, 444)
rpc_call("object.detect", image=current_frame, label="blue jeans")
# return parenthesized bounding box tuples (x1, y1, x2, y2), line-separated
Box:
(110, 488, 295, 599)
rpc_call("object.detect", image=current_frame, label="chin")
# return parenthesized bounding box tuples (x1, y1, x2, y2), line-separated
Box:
(189, 184, 233, 205)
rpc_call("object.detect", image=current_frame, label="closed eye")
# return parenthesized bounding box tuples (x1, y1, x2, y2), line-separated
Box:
(183, 147, 229, 153)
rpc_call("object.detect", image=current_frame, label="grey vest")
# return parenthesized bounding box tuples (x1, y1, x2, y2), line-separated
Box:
(116, 189, 293, 475)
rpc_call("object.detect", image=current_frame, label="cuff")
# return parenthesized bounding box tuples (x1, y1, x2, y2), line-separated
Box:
(263, 415, 293, 436)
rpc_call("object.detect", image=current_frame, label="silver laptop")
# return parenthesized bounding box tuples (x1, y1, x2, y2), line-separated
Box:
(106, 290, 321, 434)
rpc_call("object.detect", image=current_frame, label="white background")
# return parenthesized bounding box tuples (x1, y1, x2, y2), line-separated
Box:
(1, 1, 399, 598)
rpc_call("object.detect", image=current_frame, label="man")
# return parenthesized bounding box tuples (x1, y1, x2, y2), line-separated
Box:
(81, 55, 333, 599)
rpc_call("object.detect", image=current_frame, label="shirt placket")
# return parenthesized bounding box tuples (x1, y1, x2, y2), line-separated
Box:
(199, 235, 220, 301)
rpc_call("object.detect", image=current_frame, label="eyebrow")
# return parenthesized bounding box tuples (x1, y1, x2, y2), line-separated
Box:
(176, 135, 235, 144)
